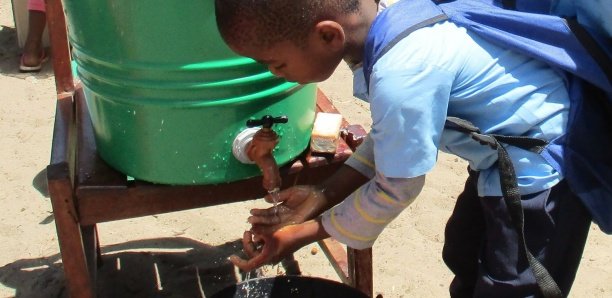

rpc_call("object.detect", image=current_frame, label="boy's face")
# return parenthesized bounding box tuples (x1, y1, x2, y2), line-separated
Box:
(229, 33, 345, 84)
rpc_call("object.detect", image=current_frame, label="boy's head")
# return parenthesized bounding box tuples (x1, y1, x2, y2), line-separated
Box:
(215, 0, 362, 84)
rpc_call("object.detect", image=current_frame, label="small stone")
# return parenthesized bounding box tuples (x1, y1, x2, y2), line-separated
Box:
(310, 246, 318, 255)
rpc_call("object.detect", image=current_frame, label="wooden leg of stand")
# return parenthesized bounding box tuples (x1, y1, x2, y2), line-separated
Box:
(82, 225, 98, 294)
(48, 164, 95, 298)
(349, 247, 373, 297)
(95, 226, 103, 267)
(318, 238, 351, 285)
(281, 254, 302, 275)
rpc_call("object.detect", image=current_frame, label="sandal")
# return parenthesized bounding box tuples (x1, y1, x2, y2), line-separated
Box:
(19, 51, 49, 73)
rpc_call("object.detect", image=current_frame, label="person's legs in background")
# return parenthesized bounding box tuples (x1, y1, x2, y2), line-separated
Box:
(20, 0, 47, 72)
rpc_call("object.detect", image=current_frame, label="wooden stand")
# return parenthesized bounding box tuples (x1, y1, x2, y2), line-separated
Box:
(44, 0, 373, 297)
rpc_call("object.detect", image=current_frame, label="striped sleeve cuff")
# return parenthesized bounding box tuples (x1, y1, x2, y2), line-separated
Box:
(321, 173, 425, 249)
(345, 134, 376, 179)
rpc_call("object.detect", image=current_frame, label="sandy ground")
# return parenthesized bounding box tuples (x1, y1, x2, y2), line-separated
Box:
(0, 1, 610, 297)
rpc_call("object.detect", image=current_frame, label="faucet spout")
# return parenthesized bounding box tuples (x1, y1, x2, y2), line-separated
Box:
(246, 127, 281, 192)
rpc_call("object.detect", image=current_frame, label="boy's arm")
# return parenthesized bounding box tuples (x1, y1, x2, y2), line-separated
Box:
(320, 135, 425, 249)
(318, 134, 377, 209)
(321, 172, 425, 249)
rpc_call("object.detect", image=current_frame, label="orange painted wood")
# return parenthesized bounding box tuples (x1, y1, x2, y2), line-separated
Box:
(318, 238, 351, 284)
(45, 0, 74, 96)
(349, 247, 374, 297)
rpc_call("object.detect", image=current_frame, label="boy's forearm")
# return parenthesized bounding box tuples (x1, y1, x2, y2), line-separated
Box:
(291, 217, 330, 249)
(316, 133, 374, 212)
(317, 165, 369, 212)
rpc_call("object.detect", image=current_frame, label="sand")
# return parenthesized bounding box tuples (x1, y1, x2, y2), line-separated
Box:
(0, 0, 610, 297)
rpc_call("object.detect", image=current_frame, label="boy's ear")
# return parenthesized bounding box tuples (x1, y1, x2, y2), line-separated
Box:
(313, 21, 345, 50)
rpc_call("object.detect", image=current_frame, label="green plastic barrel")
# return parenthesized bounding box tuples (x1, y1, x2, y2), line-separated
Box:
(63, 0, 317, 184)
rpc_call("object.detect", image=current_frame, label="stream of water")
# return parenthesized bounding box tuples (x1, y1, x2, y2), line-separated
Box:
(268, 188, 281, 218)
(240, 189, 282, 297)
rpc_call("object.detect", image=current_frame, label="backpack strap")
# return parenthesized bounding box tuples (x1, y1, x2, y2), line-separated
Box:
(363, 0, 448, 90)
(445, 117, 548, 153)
(445, 117, 563, 298)
(565, 19, 612, 84)
(501, 0, 516, 10)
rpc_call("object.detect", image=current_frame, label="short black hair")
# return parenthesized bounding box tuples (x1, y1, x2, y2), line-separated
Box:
(215, 0, 360, 49)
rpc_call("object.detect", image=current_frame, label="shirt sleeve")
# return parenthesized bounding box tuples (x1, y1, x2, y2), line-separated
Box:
(368, 60, 454, 178)
(321, 172, 425, 249)
(344, 133, 376, 179)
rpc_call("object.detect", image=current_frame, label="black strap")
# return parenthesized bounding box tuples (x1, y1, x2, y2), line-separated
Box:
(445, 117, 563, 298)
(494, 139, 564, 298)
(565, 18, 612, 85)
(376, 14, 449, 73)
(445, 117, 548, 153)
(501, 0, 517, 10)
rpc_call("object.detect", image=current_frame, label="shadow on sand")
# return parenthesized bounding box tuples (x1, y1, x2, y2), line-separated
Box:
(0, 237, 245, 297)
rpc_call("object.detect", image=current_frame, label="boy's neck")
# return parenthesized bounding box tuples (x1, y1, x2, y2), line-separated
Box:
(342, 0, 378, 66)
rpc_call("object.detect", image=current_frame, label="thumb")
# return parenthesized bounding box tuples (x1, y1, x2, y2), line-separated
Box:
(229, 250, 269, 272)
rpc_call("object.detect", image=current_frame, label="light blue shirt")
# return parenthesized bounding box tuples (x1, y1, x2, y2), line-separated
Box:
(354, 21, 570, 196)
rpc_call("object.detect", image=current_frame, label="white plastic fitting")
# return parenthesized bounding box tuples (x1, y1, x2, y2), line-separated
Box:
(232, 127, 260, 164)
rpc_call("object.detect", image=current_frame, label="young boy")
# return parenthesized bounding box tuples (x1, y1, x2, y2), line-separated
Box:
(214, 0, 595, 296)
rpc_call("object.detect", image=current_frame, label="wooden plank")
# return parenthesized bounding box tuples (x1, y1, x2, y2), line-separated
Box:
(75, 89, 128, 189)
(316, 89, 349, 127)
(76, 159, 344, 225)
(349, 248, 374, 297)
(82, 225, 98, 295)
(318, 238, 351, 285)
(45, 0, 74, 96)
(50, 96, 74, 167)
(47, 163, 94, 298)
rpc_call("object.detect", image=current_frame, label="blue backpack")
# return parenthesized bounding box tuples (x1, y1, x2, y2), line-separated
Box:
(363, 0, 611, 296)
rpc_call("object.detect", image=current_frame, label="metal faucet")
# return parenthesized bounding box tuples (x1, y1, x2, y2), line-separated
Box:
(245, 115, 288, 192)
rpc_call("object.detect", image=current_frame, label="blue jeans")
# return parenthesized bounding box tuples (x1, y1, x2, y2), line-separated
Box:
(442, 170, 591, 297)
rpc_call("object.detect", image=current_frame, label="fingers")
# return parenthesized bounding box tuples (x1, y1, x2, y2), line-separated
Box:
(247, 213, 280, 225)
(250, 208, 276, 216)
(229, 254, 268, 272)
(250, 224, 277, 235)
(229, 254, 259, 272)
(252, 233, 263, 243)
(230, 231, 266, 272)
(264, 187, 292, 204)
(241, 230, 260, 258)
(276, 187, 299, 203)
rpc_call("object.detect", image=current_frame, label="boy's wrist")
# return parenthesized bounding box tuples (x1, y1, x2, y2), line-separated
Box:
(313, 185, 331, 213)
(300, 217, 329, 244)
(282, 217, 329, 251)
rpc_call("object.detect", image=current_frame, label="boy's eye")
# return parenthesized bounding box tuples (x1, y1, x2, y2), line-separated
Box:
(273, 63, 286, 70)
